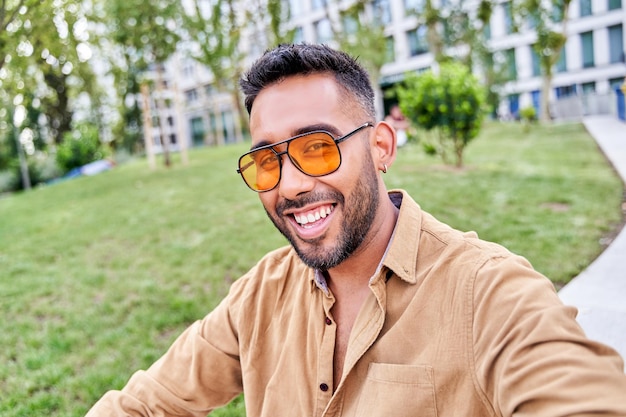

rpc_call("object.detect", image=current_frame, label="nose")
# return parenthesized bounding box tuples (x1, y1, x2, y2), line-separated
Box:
(277, 154, 315, 200)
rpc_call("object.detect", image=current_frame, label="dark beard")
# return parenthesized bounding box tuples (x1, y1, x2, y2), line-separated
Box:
(264, 163, 380, 271)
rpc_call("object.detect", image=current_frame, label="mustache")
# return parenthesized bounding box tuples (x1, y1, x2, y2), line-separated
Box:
(276, 191, 345, 215)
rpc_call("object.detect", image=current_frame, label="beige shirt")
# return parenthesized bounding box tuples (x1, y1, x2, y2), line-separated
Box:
(87, 190, 626, 416)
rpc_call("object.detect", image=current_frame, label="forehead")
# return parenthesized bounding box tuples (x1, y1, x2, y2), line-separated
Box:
(249, 74, 352, 146)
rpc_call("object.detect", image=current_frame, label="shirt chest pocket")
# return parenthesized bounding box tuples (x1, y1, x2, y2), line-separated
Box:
(355, 363, 437, 417)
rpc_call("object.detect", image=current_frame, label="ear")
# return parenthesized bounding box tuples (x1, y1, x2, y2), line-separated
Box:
(371, 121, 397, 173)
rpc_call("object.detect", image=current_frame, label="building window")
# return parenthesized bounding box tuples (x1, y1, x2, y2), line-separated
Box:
(373, 0, 392, 26)
(385, 36, 395, 63)
(609, 77, 625, 90)
(508, 93, 520, 117)
(552, 0, 565, 22)
(484, 22, 491, 40)
(531, 46, 541, 76)
(555, 84, 577, 98)
(408, 26, 429, 56)
(342, 14, 358, 36)
(311, 0, 325, 11)
(581, 81, 596, 93)
(167, 116, 174, 127)
(190, 117, 204, 146)
(185, 88, 198, 104)
(205, 84, 216, 98)
(503, 2, 514, 34)
(315, 18, 333, 44)
(556, 47, 567, 72)
(608, 0, 622, 10)
(183, 60, 195, 78)
(580, 31, 594, 68)
(608, 24, 624, 64)
(580, 0, 592, 16)
(293, 26, 304, 44)
(505, 48, 517, 80)
(288, 0, 303, 16)
(404, 0, 424, 13)
(169, 134, 177, 145)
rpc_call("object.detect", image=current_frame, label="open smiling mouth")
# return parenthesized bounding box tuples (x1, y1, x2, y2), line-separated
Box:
(293, 204, 335, 229)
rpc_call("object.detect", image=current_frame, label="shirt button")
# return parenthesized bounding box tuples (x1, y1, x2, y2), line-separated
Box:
(320, 383, 329, 392)
(325, 317, 332, 325)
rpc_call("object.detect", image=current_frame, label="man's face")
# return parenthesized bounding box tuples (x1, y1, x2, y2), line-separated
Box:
(248, 74, 380, 270)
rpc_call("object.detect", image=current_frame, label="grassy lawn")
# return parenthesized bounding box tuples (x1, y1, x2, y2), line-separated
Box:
(0, 121, 623, 416)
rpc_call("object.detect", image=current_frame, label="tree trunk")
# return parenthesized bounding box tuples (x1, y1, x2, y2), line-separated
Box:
(540, 72, 552, 122)
(155, 64, 171, 167)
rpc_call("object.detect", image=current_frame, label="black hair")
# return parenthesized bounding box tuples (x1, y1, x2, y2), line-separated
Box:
(239, 43, 375, 119)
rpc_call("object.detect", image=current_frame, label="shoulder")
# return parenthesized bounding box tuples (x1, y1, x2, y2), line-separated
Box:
(227, 245, 313, 309)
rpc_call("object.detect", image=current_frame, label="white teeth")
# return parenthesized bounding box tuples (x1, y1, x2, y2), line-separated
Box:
(295, 206, 332, 225)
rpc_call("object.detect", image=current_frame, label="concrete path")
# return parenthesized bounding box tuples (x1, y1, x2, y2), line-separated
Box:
(558, 115, 626, 366)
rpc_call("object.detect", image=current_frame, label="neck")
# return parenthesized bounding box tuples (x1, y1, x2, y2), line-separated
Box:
(326, 195, 399, 290)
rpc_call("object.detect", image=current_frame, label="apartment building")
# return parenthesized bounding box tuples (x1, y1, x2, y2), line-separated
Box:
(288, 0, 625, 119)
(166, 0, 625, 149)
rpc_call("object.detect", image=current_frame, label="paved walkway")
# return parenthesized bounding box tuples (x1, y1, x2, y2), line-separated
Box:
(558, 115, 626, 367)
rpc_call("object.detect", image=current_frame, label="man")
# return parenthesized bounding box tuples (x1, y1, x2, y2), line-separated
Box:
(86, 43, 626, 416)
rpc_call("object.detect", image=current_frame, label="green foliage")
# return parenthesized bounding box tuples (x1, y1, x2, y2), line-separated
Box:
(0, 169, 18, 193)
(332, 2, 388, 85)
(514, 0, 572, 121)
(56, 124, 106, 173)
(181, 0, 251, 136)
(520, 106, 537, 123)
(519, 106, 538, 133)
(105, 0, 181, 67)
(4, 0, 104, 145)
(396, 62, 486, 167)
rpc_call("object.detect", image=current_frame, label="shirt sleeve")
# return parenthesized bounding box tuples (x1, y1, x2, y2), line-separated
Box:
(471, 254, 626, 416)
(85, 285, 246, 416)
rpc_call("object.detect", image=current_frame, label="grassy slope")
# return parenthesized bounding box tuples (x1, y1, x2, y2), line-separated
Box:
(0, 121, 622, 416)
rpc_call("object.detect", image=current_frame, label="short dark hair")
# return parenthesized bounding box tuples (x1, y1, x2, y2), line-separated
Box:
(239, 43, 375, 119)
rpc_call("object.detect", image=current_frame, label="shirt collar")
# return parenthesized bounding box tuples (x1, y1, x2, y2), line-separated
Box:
(382, 190, 420, 285)
(312, 189, 420, 292)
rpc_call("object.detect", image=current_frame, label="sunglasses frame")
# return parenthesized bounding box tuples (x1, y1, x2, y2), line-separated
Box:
(237, 122, 374, 192)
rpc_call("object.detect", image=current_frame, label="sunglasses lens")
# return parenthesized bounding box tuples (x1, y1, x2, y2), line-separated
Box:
(239, 149, 281, 192)
(289, 132, 340, 176)
(238, 131, 342, 192)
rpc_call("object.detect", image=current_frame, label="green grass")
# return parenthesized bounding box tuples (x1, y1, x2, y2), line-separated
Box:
(0, 121, 623, 416)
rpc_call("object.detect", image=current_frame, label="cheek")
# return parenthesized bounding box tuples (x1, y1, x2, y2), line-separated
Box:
(259, 193, 277, 214)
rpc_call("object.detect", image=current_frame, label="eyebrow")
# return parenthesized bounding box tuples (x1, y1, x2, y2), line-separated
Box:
(249, 123, 341, 151)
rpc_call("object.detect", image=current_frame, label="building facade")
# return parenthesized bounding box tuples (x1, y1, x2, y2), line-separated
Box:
(166, 0, 625, 148)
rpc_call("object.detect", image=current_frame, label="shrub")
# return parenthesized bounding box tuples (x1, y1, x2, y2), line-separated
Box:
(56, 124, 106, 174)
(396, 62, 486, 167)
(0, 169, 18, 194)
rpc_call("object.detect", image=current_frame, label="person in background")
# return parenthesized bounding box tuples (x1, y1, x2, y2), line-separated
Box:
(384, 104, 410, 147)
(86, 43, 626, 417)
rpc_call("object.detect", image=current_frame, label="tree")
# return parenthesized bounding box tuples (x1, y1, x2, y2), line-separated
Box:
(322, 0, 389, 117)
(396, 62, 486, 167)
(9, 0, 104, 145)
(514, 0, 572, 122)
(0, 0, 41, 71)
(180, 0, 248, 141)
(102, 0, 181, 166)
(407, 0, 502, 115)
(181, 0, 295, 141)
(0, 0, 107, 192)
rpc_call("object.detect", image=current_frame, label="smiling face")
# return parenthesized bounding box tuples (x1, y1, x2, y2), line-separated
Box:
(249, 73, 380, 270)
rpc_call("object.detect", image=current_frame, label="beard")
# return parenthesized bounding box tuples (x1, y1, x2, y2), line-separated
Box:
(264, 159, 380, 271)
